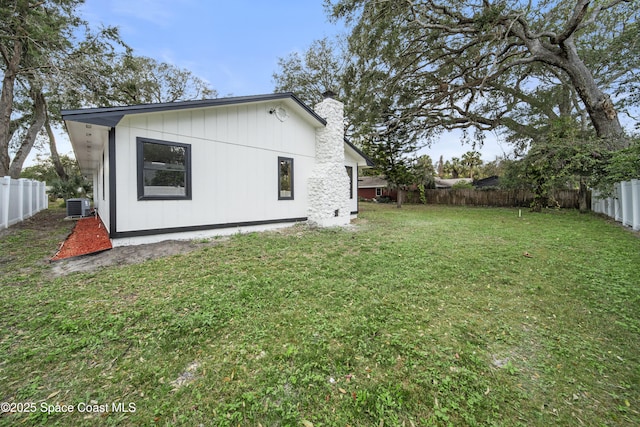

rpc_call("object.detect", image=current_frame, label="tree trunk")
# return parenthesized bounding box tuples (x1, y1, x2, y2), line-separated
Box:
(396, 187, 404, 208)
(45, 106, 68, 181)
(8, 90, 47, 178)
(578, 176, 589, 213)
(563, 45, 625, 144)
(0, 40, 23, 176)
(527, 36, 625, 144)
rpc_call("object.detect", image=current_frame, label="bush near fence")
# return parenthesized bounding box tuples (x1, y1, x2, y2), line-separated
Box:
(405, 188, 585, 209)
(0, 176, 48, 230)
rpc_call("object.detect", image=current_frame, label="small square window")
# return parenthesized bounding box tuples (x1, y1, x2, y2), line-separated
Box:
(278, 157, 294, 200)
(137, 137, 191, 200)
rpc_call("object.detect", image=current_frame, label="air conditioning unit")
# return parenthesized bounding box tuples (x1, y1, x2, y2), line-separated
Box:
(66, 198, 91, 217)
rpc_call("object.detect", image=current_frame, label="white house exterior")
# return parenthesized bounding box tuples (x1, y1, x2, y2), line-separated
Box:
(62, 93, 372, 246)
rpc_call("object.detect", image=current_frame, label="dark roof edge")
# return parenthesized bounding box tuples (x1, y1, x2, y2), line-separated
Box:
(61, 92, 327, 127)
(344, 138, 375, 167)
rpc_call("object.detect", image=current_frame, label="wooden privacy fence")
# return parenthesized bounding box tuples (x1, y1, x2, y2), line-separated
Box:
(407, 188, 584, 209)
(592, 179, 640, 231)
(0, 176, 48, 230)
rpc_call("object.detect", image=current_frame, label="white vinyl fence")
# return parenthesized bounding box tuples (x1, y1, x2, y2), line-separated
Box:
(592, 179, 640, 231)
(0, 176, 48, 230)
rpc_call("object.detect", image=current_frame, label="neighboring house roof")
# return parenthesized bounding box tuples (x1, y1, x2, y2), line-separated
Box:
(358, 176, 389, 188)
(474, 175, 500, 188)
(435, 178, 473, 189)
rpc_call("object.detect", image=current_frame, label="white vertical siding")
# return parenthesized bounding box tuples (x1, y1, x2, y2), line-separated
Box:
(344, 150, 360, 214)
(114, 103, 318, 233)
(95, 145, 111, 233)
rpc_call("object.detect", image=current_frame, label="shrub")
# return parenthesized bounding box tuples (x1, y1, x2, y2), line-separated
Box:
(452, 181, 474, 189)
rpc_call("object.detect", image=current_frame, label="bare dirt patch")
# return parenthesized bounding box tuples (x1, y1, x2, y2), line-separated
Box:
(1, 208, 227, 277)
(50, 238, 226, 277)
(0, 208, 72, 239)
(4, 208, 361, 278)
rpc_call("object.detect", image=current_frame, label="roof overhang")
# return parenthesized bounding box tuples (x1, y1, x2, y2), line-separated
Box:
(64, 121, 110, 177)
(358, 176, 389, 189)
(345, 139, 374, 167)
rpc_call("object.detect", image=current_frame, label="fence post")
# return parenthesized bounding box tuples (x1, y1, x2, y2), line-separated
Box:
(1, 176, 10, 229)
(36, 180, 42, 213)
(632, 179, 640, 231)
(621, 181, 627, 226)
(29, 179, 34, 215)
(614, 183, 622, 222)
(19, 178, 27, 220)
(32, 179, 37, 215)
(43, 181, 48, 209)
(606, 196, 614, 218)
(621, 181, 631, 227)
(591, 189, 601, 214)
(34, 179, 39, 213)
(32, 180, 37, 213)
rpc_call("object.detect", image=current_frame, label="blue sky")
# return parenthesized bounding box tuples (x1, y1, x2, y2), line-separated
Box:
(80, 0, 345, 96)
(31, 0, 507, 166)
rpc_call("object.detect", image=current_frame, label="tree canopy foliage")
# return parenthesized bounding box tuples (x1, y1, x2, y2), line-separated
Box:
(21, 153, 90, 199)
(0, 0, 131, 177)
(0, 0, 217, 179)
(66, 54, 217, 108)
(21, 154, 78, 183)
(499, 117, 605, 210)
(1, 0, 100, 177)
(326, 0, 638, 147)
(273, 37, 347, 108)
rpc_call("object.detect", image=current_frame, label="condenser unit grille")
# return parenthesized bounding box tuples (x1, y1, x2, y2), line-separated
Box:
(66, 198, 91, 217)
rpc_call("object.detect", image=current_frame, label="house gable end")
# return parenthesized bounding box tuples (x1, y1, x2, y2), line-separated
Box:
(62, 93, 326, 129)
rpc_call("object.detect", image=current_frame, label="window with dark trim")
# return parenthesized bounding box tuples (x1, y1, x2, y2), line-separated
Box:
(137, 137, 192, 200)
(278, 156, 294, 200)
(345, 166, 353, 199)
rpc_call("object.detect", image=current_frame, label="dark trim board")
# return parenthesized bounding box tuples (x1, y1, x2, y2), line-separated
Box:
(62, 93, 326, 128)
(111, 217, 308, 239)
(344, 138, 374, 167)
(108, 128, 117, 239)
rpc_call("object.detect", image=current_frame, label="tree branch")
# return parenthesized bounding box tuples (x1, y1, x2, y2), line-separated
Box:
(574, 0, 631, 33)
(553, 0, 590, 44)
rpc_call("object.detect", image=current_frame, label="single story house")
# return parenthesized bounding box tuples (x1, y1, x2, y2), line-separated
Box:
(62, 92, 372, 246)
(358, 175, 392, 200)
(434, 178, 473, 189)
(473, 175, 500, 188)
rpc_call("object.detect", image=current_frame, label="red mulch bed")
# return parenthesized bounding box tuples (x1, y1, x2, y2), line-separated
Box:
(52, 216, 112, 261)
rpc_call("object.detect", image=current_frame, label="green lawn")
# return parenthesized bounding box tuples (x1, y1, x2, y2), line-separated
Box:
(1, 203, 639, 426)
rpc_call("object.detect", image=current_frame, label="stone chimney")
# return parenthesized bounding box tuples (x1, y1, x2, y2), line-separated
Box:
(307, 92, 350, 227)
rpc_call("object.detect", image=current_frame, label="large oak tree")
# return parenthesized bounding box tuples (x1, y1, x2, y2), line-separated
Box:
(1, 1, 217, 179)
(327, 0, 638, 146)
(1, 0, 80, 177)
(0, 0, 125, 177)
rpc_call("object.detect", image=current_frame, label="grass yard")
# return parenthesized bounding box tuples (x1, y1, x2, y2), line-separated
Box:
(1, 203, 639, 426)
